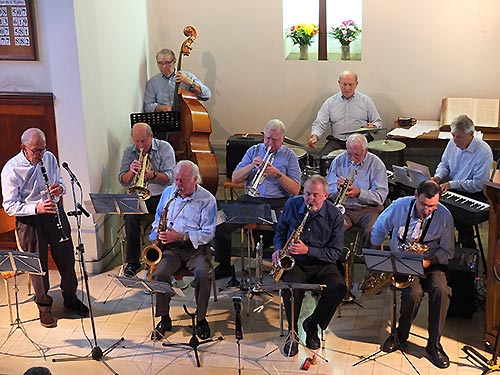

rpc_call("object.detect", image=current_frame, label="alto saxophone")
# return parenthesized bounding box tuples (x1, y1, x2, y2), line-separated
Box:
(271, 204, 312, 282)
(141, 188, 182, 279)
(334, 162, 357, 214)
(39, 159, 69, 242)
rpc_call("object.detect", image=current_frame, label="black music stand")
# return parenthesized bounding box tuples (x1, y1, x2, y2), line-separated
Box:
(88, 193, 148, 277)
(264, 282, 328, 362)
(218, 202, 276, 290)
(0, 250, 47, 357)
(352, 249, 424, 375)
(130, 111, 181, 140)
(110, 275, 180, 341)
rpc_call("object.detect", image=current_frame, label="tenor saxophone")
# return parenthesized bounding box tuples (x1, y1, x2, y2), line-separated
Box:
(271, 204, 312, 282)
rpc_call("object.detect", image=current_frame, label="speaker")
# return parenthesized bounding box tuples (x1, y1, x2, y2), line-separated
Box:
(447, 248, 478, 319)
(226, 134, 263, 178)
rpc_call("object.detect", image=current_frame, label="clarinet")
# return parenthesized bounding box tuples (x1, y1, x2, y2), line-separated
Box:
(39, 159, 69, 242)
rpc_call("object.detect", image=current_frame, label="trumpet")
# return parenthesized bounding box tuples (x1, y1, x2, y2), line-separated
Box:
(246, 146, 273, 197)
(334, 162, 357, 214)
(39, 159, 69, 242)
(141, 188, 182, 279)
(127, 148, 152, 200)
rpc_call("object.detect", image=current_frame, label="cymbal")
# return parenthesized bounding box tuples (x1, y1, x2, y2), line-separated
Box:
(368, 140, 406, 152)
(339, 127, 387, 136)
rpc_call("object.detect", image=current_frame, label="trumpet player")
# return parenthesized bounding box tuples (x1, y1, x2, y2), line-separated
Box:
(371, 180, 455, 369)
(119, 122, 175, 276)
(214, 119, 301, 279)
(273, 175, 345, 357)
(149, 161, 217, 341)
(1, 128, 88, 328)
(326, 133, 388, 245)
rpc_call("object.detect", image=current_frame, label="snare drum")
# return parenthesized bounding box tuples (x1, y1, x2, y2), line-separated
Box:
(291, 147, 308, 172)
(319, 149, 345, 176)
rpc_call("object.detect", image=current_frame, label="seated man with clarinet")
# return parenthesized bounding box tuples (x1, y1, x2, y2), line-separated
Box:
(214, 119, 301, 279)
(149, 160, 217, 341)
(272, 175, 345, 357)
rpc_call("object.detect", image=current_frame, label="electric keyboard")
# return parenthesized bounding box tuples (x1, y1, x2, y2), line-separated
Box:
(386, 171, 489, 225)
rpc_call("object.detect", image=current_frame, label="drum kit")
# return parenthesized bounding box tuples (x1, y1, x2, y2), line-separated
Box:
(286, 127, 406, 178)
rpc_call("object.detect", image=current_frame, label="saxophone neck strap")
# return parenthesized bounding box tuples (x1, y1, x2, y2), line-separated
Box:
(400, 198, 434, 245)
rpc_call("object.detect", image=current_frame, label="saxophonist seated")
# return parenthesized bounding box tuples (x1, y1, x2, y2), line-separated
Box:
(118, 123, 176, 277)
(326, 133, 388, 246)
(370, 180, 455, 369)
(272, 175, 345, 357)
(214, 119, 301, 280)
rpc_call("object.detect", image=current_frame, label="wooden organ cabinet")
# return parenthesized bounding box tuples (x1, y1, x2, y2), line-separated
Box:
(484, 181, 500, 344)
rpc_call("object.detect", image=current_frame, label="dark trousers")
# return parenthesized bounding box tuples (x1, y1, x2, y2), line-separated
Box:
(16, 206, 78, 312)
(153, 244, 212, 321)
(214, 195, 287, 267)
(344, 205, 384, 247)
(124, 194, 161, 264)
(396, 266, 451, 347)
(281, 262, 347, 331)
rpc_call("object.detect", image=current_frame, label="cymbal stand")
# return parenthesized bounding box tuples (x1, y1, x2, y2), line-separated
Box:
(462, 319, 500, 374)
(162, 304, 224, 367)
(52, 173, 124, 374)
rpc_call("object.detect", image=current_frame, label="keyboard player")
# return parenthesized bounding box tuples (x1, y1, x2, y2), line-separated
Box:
(431, 115, 493, 248)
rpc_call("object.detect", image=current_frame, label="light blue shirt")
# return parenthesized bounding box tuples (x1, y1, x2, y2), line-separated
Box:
(235, 144, 302, 198)
(371, 196, 455, 265)
(149, 184, 217, 249)
(434, 136, 493, 193)
(143, 70, 211, 112)
(118, 138, 176, 197)
(327, 151, 388, 207)
(311, 92, 383, 141)
(2, 151, 65, 216)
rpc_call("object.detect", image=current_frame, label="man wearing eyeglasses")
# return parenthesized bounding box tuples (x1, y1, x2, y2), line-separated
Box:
(143, 48, 211, 113)
(1, 128, 89, 328)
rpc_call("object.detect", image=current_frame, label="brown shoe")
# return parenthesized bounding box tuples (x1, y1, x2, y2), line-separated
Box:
(40, 311, 57, 328)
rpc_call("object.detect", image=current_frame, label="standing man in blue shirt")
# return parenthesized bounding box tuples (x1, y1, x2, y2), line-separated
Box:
(371, 180, 455, 369)
(143, 48, 211, 113)
(273, 175, 345, 356)
(308, 70, 383, 154)
(327, 133, 388, 245)
(149, 160, 217, 341)
(432, 114, 493, 248)
(214, 119, 302, 279)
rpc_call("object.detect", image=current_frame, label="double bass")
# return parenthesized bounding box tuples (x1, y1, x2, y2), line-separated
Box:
(169, 26, 219, 195)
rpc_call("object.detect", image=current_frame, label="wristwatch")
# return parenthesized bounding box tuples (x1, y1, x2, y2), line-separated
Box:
(276, 172, 282, 179)
(152, 172, 158, 180)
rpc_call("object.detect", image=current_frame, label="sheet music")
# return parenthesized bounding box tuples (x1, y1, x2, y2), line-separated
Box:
(387, 120, 440, 138)
(438, 131, 484, 140)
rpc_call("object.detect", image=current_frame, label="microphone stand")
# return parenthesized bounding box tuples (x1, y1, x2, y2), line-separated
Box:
(233, 297, 244, 375)
(52, 169, 124, 374)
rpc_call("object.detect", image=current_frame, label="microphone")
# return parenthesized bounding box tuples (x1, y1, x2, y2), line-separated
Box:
(232, 296, 243, 340)
(62, 162, 81, 187)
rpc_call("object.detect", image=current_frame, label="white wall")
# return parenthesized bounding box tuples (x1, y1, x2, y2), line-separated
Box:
(147, 0, 500, 150)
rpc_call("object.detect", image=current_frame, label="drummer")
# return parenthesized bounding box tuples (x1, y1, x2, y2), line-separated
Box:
(326, 133, 388, 245)
(308, 70, 383, 155)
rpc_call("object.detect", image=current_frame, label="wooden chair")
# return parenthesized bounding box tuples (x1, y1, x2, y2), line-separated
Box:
(0, 208, 31, 324)
(223, 178, 244, 203)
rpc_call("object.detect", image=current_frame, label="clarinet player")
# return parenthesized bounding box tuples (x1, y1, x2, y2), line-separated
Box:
(272, 175, 345, 357)
(1, 128, 88, 328)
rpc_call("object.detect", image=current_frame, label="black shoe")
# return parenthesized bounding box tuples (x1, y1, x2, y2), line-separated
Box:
(426, 344, 450, 369)
(214, 264, 233, 280)
(64, 298, 89, 317)
(151, 316, 172, 341)
(382, 334, 407, 353)
(39, 311, 57, 328)
(196, 319, 211, 339)
(302, 317, 320, 350)
(124, 263, 141, 277)
(283, 332, 299, 357)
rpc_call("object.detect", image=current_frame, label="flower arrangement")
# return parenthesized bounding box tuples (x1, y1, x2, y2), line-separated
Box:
(330, 20, 361, 45)
(286, 23, 319, 46)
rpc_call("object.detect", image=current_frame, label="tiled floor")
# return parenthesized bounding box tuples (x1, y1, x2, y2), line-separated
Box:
(0, 257, 494, 375)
